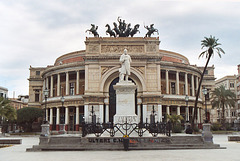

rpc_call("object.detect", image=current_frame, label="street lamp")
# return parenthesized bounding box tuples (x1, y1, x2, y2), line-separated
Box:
(43, 88, 49, 124)
(185, 95, 189, 122)
(202, 88, 208, 123)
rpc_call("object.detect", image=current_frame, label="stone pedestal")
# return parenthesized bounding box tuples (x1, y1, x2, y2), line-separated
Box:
(202, 123, 213, 142)
(41, 123, 50, 137)
(113, 81, 138, 124)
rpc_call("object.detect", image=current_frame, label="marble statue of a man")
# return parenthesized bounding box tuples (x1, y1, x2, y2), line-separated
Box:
(119, 49, 132, 81)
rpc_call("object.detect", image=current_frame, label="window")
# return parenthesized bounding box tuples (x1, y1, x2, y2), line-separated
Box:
(171, 82, 175, 94)
(35, 93, 39, 102)
(70, 83, 75, 95)
(230, 83, 234, 88)
(204, 70, 208, 75)
(36, 71, 40, 76)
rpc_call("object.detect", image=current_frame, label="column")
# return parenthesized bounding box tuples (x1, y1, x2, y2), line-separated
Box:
(50, 108, 53, 130)
(43, 79, 46, 95)
(186, 106, 189, 122)
(76, 71, 80, 95)
(158, 104, 162, 122)
(197, 108, 200, 124)
(66, 72, 69, 95)
(76, 106, 79, 131)
(46, 77, 49, 89)
(65, 107, 69, 131)
(157, 65, 161, 92)
(99, 104, 104, 123)
(57, 74, 60, 96)
(143, 104, 147, 123)
(166, 70, 169, 94)
(105, 104, 109, 123)
(84, 104, 89, 123)
(176, 71, 180, 95)
(56, 107, 60, 131)
(185, 73, 188, 95)
(166, 106, 170, 115)
(177, 106, 180, 115)
(191, 75, 195, 96)
(192, 107, 195, 122)
(85, 65, 89, 91)
(196, 76, 199, 95)
(50, 75, 53, 97)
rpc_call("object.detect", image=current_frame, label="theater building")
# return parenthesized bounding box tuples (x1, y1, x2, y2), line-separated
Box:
(28, 37, 205, 133)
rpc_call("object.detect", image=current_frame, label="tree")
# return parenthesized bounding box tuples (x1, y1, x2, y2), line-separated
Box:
(211, 85, 236, 130)
(17, 107, 43, 132)
(192, 35, 225, 128)
(0, 97, 17, 122)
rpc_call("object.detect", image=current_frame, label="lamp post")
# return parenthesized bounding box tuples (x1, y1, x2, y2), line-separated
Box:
(59, 86, 65, 133)
(41, 88, 50, 137)
(185, 95, 189, 122)
(43, 88, 49, 124)
(202, 88, 208, 123)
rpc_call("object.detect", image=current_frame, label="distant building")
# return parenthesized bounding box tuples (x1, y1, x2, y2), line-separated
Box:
(237, 64, 240, 120)
(197, 66, 216, 123)
(0, 86, 8, 98)
(215, 75, 238, 123)
(9, 95, 29, 110)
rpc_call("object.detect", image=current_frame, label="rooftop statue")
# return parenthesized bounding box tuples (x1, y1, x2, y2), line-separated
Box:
(86, 24, 99, 37)
(105, 17, 140, 37)
(144, 24, 159, 37)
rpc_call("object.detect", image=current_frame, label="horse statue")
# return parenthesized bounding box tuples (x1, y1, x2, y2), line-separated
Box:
(144, 24, 159, 37)
(86, 24, 99, 37)
(113, 22, 121, 36)
(105, 24, 116, 37)
(129, 24, 140, 37)
(124, 23, 132, 37)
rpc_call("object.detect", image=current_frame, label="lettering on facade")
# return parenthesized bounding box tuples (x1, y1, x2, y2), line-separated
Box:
(116, 116, 138, 124)
(101, 45, 144, 53)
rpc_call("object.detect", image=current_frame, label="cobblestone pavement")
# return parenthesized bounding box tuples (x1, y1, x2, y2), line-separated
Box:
(0, 134, 239, 161)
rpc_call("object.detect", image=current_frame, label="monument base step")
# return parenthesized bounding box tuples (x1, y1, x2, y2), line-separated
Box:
(26, 135, 225, 151)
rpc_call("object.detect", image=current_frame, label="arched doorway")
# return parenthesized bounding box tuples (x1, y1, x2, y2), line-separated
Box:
(108, 77, 137, 123)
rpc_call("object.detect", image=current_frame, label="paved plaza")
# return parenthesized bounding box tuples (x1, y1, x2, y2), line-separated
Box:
(0, 134, 240, 161)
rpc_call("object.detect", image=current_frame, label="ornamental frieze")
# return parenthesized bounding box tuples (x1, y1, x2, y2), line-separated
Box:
(89, 44, 100, 53)
(101, 45, 144, 53)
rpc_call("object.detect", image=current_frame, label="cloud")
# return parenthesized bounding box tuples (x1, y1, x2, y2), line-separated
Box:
(0, 0, 239, 96)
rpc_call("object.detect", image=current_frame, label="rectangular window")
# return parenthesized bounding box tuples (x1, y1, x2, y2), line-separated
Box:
(171, 82, 176, 94)
(70, 83, 75, 95)
(204, 70, 208, 75)
(36, 71, 40, 75)
(35, 93, 39, 102)
(230, 83, 234, 88)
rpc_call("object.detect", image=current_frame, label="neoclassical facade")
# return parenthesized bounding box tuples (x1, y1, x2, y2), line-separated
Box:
(28, 37, 205, 133)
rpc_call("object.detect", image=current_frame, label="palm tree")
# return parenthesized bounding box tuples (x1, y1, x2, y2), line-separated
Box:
(211, 85, 236, 130)
(192, 35, 225, 128)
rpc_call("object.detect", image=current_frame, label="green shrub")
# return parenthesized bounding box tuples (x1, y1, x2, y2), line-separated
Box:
(211, 123, 221, 131)
(172, 124, 183, 133)
(193, 126, 199, 132)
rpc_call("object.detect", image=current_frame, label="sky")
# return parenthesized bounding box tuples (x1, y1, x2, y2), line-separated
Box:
(0, 0, 240, 97)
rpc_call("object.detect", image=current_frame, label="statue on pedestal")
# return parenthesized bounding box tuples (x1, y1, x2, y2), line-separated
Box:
(119, 49, 132, 82)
